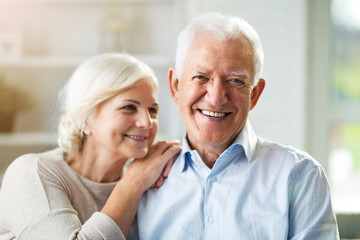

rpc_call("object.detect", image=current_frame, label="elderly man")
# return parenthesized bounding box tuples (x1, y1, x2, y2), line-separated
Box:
(130, 12, 339, 239)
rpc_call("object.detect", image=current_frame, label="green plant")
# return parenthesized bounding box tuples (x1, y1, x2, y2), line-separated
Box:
(0, 76, 32, 116)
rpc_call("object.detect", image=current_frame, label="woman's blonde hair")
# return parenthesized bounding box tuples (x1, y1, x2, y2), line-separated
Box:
(57, 53, 158, 157)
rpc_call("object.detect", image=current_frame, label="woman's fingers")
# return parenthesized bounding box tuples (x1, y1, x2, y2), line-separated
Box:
(124, 140, 181, 191)
(151, 145, 180, 188)
(150, 143, 180, 188)
(143, 140, 180, 168)
(160, 144, 181, 161)
(151, 140, 181, 155)
(162, 158, 175, 178)
(155, 177, 164, 188)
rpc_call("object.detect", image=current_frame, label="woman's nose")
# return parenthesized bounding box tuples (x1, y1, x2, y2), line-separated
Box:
(135, 110, 153, 129)
(205, 78, 228, 106)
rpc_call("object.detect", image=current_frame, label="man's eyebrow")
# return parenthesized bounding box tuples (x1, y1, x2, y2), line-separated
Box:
(123, 99, 159, 107)
(194, 68, 212, 75)
(194, 68, 249, 79)
(226, 71, 249, 79)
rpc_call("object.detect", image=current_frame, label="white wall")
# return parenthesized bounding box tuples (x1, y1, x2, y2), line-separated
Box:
(0, 1, 185, 139)
(0, 0, 308, 149)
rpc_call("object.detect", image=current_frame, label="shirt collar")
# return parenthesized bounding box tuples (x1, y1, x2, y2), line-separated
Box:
(178, 136, 193, 173)
(178, 120, 258, 172)
(231, 120, 258, 162)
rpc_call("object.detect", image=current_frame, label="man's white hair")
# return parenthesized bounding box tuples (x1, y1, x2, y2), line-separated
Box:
(175, 12, 264, 83)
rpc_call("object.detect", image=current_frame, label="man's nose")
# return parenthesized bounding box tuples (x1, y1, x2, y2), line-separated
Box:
(135, 111, 153, 129)
(205, 78, 228, 106)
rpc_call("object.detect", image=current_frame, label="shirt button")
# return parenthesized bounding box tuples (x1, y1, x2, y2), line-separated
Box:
(208, 216, 215, 223)
(210, 176, 217, 182)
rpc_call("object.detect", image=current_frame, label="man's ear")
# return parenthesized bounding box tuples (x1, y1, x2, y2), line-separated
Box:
(168, 67, 180, 104)
(250, 78, 265, 110)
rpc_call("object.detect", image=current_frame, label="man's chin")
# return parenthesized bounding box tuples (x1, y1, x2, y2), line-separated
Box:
(188, 132, 233, 149)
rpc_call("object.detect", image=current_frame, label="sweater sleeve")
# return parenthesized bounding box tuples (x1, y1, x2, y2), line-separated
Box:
(0, 154, 125, 240)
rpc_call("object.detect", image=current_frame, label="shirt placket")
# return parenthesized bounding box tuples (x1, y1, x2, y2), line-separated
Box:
(203, 172, 218, 240)
(190, 150, 219, 240)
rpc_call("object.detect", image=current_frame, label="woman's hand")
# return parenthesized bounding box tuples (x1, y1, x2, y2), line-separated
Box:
(150, 152, 174, 189)
(101, 140, 180, 237)
(123, 140, 181, 192)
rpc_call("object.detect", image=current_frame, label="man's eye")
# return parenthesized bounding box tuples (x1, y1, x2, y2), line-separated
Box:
(193, 75, 208, 82)
(228, 79, 245, 88)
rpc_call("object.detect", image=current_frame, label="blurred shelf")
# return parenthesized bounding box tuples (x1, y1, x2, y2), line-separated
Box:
(0, 56, 85, 68)
(0, 54, 172, 68)
(0, 132, 57, 146)
(0, 0, 173, 5)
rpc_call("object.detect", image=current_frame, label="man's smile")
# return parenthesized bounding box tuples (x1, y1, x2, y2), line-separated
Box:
(200, 109, 229, 118)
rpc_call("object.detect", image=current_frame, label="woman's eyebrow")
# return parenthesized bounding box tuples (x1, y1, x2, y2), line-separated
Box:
(123, 99, 159, 107)
(123, 99, 140, 105)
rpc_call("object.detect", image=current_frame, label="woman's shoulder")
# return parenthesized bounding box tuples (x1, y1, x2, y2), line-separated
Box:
(3, 148, 64, 183)
(9, 148, 62, 168)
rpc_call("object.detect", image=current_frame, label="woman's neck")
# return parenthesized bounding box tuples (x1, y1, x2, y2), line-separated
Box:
(67, 143, 127, 183)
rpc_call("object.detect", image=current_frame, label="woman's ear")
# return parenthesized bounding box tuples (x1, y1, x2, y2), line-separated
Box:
(83, 125, 90, 136)
(250, 78, 266, 110)
(83, 120, 92, 136)
(168, 67, 180, 104)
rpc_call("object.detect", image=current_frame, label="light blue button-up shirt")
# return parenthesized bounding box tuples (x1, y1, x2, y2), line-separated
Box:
(129, 122, 339, 240)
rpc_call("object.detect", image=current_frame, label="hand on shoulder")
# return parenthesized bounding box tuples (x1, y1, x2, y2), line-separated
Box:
(123, 140, 181, 192)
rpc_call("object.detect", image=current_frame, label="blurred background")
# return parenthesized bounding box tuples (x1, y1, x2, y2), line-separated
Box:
(0, 0, 359, 215)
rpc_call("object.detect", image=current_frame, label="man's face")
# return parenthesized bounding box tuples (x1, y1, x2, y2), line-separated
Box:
(169, 31, 265, 155)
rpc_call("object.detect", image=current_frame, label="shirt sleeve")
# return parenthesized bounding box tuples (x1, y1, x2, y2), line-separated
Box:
(288, 164, 340, 239)
(0, 155, 125, 240)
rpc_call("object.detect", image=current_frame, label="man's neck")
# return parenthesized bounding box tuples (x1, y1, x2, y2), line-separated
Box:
(186, 136, 230, 169)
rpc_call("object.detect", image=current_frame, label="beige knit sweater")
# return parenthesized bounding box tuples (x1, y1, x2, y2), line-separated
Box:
(0, 148, 125, 240)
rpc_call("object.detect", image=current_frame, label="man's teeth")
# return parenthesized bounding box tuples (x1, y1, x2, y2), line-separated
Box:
(201, 110, 226, 118)
(127, 135, 146, 140)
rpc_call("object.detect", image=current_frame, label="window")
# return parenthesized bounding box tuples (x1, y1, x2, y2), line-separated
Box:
(329, 123, 360, 211)
(307, 0, 360, 212)
(331, 0, 360, 102)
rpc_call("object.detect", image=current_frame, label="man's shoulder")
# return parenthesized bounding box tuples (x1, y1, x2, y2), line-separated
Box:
(253, 137, 328, 190)
(256, 136, 312, 158)
(255, 137, 321, 169)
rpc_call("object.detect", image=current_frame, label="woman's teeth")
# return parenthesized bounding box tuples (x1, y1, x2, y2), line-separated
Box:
(201, 110, 226, 118)
(126, 135, 146, 140)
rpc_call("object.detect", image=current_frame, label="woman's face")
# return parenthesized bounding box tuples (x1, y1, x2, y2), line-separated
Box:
(84, 80, 159, 160)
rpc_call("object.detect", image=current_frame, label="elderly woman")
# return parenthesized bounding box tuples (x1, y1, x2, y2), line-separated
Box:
(0, 53, 180, 239)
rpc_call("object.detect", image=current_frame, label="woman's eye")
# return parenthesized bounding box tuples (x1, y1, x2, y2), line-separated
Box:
(121, 105, 137, 112)
(148, 107, 158, 118)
